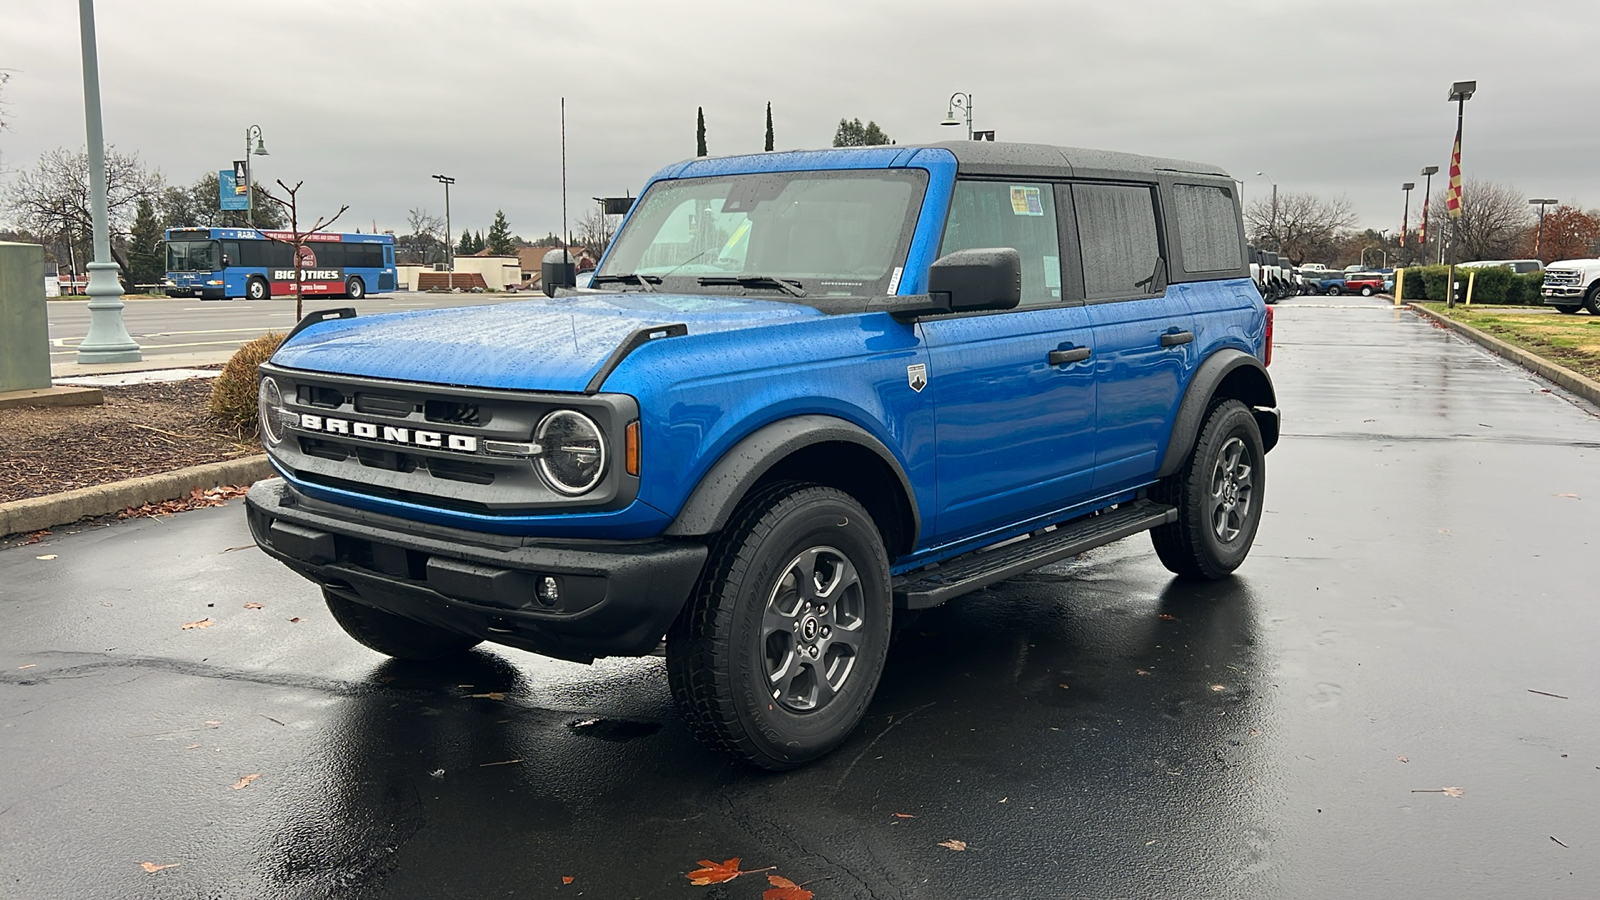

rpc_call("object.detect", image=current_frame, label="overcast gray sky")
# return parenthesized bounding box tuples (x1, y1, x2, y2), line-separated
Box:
(3, 0, 1595, 240)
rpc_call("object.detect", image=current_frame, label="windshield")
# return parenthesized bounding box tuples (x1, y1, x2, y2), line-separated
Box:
(596, 169, 927, 300)
(166, 240, 219, 272)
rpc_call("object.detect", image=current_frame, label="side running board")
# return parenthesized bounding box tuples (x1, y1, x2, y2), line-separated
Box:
(892, 499, 1178, 610)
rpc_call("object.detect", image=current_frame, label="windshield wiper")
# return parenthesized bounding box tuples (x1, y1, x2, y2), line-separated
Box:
(590, 273, 660, 292)
(696, 275, 807, 298)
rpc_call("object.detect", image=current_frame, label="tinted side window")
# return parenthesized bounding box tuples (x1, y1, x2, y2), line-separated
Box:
(311, 243, 346, 268)
(940, 180, 1062, 307)
(1172, 184, 1242, 273)
(1073, 183, 1162, 299)
(236, 241, 263, 267)
(266, 242, 294, 268)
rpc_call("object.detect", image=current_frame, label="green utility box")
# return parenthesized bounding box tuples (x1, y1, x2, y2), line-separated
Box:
(0, 242, 53, 393)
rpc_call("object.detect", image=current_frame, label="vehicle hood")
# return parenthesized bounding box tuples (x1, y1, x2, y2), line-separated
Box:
(1546, 259, 1600, 271)
(269, 292, 822, 392)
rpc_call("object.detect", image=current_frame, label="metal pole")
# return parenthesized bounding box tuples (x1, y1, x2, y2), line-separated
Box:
(74, 0, 140, 364)
(1447, 95, 1464, 309)
(244, 127, 252, 227)
(445, 180, 452, 290)
(1401, 184, 1412, 263)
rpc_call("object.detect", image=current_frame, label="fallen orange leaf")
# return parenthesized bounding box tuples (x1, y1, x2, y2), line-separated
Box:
(139, 862, 180, 873)
(182, 618, 214, 630)
(764, 874, 813, 900)
(686, 857, 762, 886)
(892, 812, 916, 818)
(231, 773, 261, 790)
(938, 839, 967, 851)
(561, 876, 574, 884)
(243, 602, 264, 610)
(1209, 684, 1226, 692)
(467, 692, 506, 700)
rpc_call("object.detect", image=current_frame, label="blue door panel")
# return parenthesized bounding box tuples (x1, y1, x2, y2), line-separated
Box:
(1087, 294, 1196, 492)
(921, 306, 1097, 542)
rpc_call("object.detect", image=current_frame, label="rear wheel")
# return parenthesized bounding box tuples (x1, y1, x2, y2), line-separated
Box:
(323, 588, 481, 660)
(1151, 399, 1266, 580)
(1361, 286, 1374, 296)
(667, 483, 892, 770)
(346, 276, 366, 300)
(246, 277, 269, 301)
(1584, 284, 1600, 315)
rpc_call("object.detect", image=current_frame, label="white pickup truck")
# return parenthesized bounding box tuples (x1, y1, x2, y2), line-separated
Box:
(1542, 258, 1600, 314)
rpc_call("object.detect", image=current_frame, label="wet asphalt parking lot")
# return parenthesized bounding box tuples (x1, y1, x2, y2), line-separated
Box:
(3, 297, 1598, 899)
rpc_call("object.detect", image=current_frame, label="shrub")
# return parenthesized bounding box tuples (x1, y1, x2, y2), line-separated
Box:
(1504, 271, 1545, 305)
(210, 332, 285, 433)
(1466, 265, 1512, 303)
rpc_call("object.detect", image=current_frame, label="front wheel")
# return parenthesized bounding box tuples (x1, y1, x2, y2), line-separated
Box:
(667, 483, 892, 770)
(1552, 304, 1581, 314)
(1361, 286, 1374, 296)
(1584, 284, 1600, 316)
(1150, 400, 1266, 580)
(246, 277, 269, 301)
(1327, 285, 1342, 296)
(345, 276, 366, 300)
(324, 589, 481, 660)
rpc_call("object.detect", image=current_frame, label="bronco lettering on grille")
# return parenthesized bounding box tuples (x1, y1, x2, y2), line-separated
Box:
(297, 413, 477, 452)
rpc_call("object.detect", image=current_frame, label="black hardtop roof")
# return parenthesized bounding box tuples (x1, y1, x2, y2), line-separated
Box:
(925, 140, 1232, 181)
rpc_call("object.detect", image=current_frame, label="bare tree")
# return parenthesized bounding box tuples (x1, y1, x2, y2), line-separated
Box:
(1, 146, 162, 277)
(574, 207, 613, 258)
(400, 207, 447, 266)
(259, 179, 349, 320)
(1244, 191, 1358, 266)
(1429, 178, 1532, 262)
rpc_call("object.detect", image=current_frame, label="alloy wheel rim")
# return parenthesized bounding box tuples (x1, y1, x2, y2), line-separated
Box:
(760, 546, 864, 713)
(1209, 436, 1254, 543)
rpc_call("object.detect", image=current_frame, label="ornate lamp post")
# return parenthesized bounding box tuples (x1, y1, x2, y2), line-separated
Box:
(244, 126, 269, 227)
(74, 0, 140, 364)
(941, 93, 973, 141)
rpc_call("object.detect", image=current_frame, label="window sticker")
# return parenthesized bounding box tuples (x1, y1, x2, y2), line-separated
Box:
(887, 266, 903, 294)
(1010, 186, 1044, 216)
(1043, 255, 1061, 291)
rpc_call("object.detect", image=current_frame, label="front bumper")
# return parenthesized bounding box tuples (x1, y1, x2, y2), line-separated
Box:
(245, 479, 708, 662)
(1542, 287, 1584, 301)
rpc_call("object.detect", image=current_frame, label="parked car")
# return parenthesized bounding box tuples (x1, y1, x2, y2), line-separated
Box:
(1461, 259, 1543, 274)
(1541, 257, 1600, 314)
(1308, 271, 1347, 294)
(1343, 272, 1385, 296)
(246, 141, 1279, 769)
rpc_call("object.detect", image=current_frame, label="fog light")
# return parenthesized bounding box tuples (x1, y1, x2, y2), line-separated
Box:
(538, 576, 561, 606)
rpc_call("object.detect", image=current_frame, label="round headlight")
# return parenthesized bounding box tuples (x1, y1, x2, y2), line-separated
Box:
(536, 410, 606, 496)
(258, 376, 287, 445)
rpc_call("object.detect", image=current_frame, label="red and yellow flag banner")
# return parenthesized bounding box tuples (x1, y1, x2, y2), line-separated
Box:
(1446, 126, 1463, 219)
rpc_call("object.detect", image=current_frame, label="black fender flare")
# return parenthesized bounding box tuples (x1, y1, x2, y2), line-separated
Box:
(1157, 349, 1279, 479)
(663, 414, 921, 543)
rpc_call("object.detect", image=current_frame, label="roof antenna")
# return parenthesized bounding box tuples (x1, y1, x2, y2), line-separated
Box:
(561, 97, 569, 252)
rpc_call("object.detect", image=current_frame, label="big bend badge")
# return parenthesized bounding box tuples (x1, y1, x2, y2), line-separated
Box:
(907, 363, 927, 393)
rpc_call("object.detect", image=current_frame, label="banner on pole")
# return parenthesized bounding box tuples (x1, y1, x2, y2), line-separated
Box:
(219, 170, 249, 210)
(1446, 128, 1463, 219)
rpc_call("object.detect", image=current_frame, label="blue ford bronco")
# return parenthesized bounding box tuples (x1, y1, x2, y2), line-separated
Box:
(246, 141, 1278, 769)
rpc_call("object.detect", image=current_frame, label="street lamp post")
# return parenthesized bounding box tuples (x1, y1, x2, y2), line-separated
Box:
(432, 175, 455, 291)
(1419, 165, 1439, 265)
(243, 125, 269, 228)
(1445, 80, 1475, 309)
(73, 0, 139, 364)
(941, 93, 973, 141)
(1528, 198, 1557, 262)
(1255, 172, 1278, 249)
(1401, 182, 1414, 263)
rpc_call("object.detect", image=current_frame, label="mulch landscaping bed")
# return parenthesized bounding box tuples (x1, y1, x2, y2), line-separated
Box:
(0, 378, 261, 504)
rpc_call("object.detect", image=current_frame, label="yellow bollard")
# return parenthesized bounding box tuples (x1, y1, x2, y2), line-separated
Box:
(1394, 268, 1405, 306)
(1465, 269, 1477, 305)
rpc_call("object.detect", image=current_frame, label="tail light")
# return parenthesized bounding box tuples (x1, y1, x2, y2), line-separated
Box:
(1264, 305, 1274, 367)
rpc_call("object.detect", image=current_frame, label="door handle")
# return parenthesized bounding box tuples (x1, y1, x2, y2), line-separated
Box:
(1160, 330, 1194, 347)
(1048, 347, 1092, 366)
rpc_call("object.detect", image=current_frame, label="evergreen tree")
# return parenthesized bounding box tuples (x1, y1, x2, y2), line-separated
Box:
(457, 228, 474, 255)
(764, 102, 774, 152)
(486, 210, 516, 256)
(696, 107, 707, 157)
(472, 230, 486, 253)
(127, 198, 164, 289)
(833, 118, 892, 147)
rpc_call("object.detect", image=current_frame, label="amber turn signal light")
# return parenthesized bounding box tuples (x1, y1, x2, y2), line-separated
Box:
(625, 420, 641, 476)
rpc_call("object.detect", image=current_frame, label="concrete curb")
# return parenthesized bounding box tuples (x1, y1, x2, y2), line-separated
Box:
(0, 455, 273, 537)
(1407, 303, 1600, 409)
(0, 385, 104, 410)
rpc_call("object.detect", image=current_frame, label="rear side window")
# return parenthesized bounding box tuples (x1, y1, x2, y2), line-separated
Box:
(1172, 183, 1242, 273)
(940, 180, 1062, 307)
(1073, 183, 1162, 299)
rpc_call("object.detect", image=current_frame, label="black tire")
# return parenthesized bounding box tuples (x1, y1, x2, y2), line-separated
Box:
(667, 482, 892, 770)
(1327, 285, 1342, 296)
(346, 276, 366, 300)
(323, 588, 481, 660)
(1552, 305, 1581, 315)
(1150, 399, 1266, 580)
(1361, 286, 1374, 297)
(1584, 284, 1600, 316)
(246, 277, 269, 301)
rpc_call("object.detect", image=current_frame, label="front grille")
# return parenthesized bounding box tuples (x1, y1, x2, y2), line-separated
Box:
(1544, 270, 1582, 287)
(355, 392, 416, 417)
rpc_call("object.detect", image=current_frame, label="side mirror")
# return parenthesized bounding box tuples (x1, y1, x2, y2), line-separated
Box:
(542, 249, 575, 297)
(928, 247, 1021, 313)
